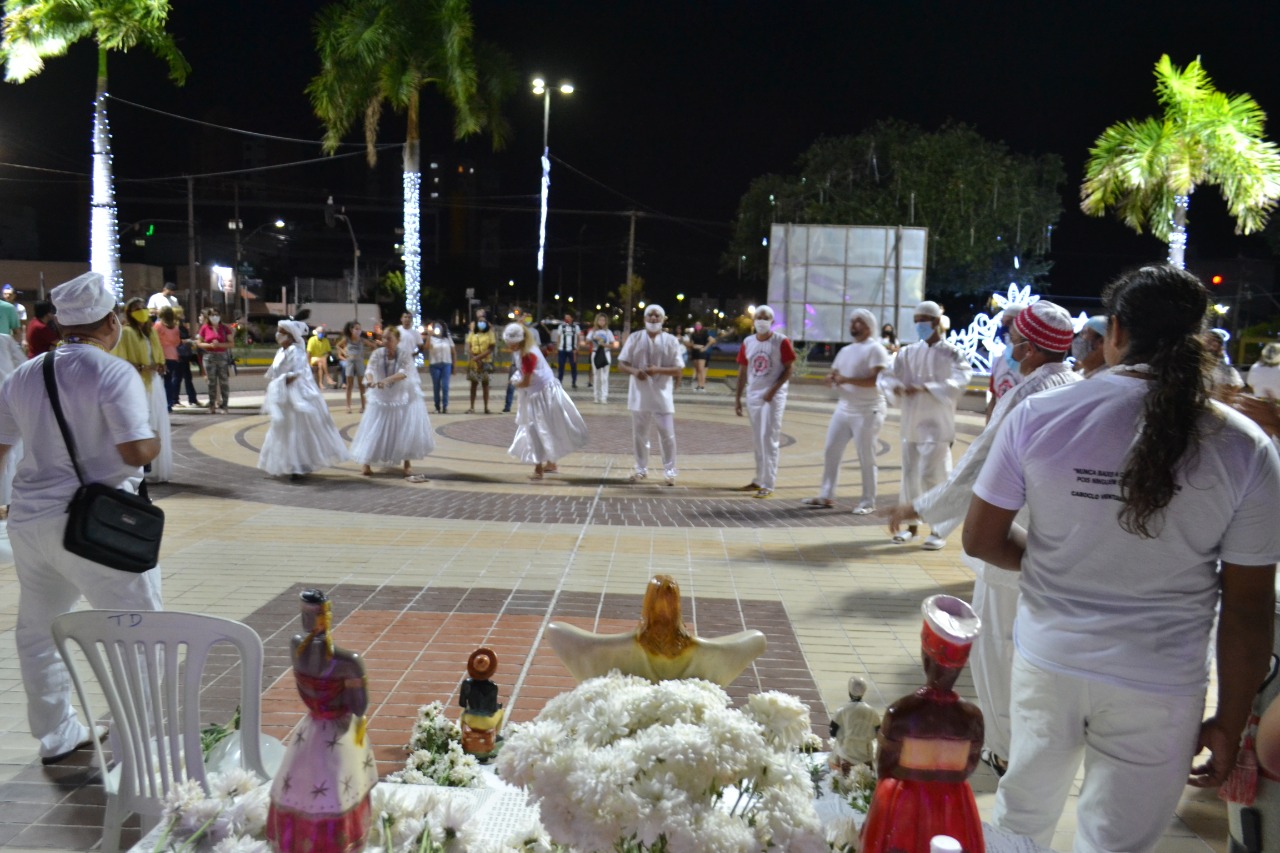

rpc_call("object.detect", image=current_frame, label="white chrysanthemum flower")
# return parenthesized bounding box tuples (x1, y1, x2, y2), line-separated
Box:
(161, 778, 206, 820)
(744, 690, 812, 750)
(827, 815, 862, 852)
(179, 797, 224, 836)
(210, 835, 272, 853)
(208, 768, 264, 802)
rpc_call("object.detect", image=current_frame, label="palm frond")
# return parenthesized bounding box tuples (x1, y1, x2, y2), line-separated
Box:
(1154, 54, 1213, 115)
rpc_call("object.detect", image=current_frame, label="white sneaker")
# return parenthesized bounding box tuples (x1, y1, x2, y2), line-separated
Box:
(922, 534, 947, 551)
(852, 500, 876, 515)
(891, 530, 916, 545)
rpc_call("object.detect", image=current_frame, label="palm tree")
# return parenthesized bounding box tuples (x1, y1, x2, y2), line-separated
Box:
(308, 0, 513, 332)
(0, 0, 188, 299)
(1081, 55, 1280, 269)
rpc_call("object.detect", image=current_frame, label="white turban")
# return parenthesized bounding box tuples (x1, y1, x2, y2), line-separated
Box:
(850, 308, 876, 331)
(278, 320, 309, 343)
(51, 272, 115, 326)
(755, 304, 775, 320)
(914, 300, 943, 319)
(644, 304, 665, 319)
(502, 322, 526, 345)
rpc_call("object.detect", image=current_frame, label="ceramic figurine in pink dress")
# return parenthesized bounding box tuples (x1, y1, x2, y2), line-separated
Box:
(267, 589, 378, 852)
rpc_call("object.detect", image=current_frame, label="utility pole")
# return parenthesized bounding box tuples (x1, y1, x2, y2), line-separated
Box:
(622, 210, 637, 338)
(186, 176, 197, 320)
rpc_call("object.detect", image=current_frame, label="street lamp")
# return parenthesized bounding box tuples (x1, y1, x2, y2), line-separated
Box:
(325, 196, 361, 324)
(532, 75, 574, 324)
(230, 218, 286, 321)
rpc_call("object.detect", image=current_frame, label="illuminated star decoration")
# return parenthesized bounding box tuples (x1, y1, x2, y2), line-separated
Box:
(945, 283, 1040, 375)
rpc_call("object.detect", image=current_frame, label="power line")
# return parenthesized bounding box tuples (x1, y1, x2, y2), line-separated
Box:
(106, 94, 369, 148)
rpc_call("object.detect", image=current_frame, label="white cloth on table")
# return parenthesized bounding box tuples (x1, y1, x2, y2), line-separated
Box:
(508, 348, 588, 464)
(349, 348, 435, 467)
(258, 345, 349, 476)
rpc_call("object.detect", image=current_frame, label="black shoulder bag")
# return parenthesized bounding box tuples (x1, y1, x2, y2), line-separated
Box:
(42, 352, 164, 573)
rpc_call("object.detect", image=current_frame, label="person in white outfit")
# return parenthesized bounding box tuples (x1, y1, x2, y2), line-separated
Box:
(258, 320, 350, 479)
(586, 312, 616, 403)
(964, 265, 1280, 852)
(0, 272, 163, 764)
(985, 303, 1024, 422)
(1072, 315, 1108, 378)
(733, 305, 795, 498)
(618, 304, 683, 485)
(804, 308, 889, 513)
(881, 300, 972, 549)
(503, 323, 589, 479)
(888, 300, 1080, 776)
(349, 325, 436, 477)
(1247, 342, 1280, 399)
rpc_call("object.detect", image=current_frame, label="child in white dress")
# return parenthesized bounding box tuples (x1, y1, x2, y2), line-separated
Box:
(349, 326, 436, 477)
(503, 323, 589, 479)
(258, 320, 349, 479)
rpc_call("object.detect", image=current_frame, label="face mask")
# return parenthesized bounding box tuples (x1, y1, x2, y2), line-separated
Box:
(130, 309, 150, 324)
(914, 321, 935, 341)
(1070, 336, 1092, 361)
(476, 322, 487, 331)
(1004, 344, 1021, 370)
(209, 314, 220, 325)
(645, 321, 663, 333)
(754, 319, 772, 335)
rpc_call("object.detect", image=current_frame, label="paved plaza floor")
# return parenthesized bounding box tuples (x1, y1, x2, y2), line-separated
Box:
(0, 372, 1228, 851)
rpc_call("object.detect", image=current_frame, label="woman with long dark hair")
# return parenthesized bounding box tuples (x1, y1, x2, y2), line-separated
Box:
(963, 264, 1280, 851)
(336, 320, 366, 414)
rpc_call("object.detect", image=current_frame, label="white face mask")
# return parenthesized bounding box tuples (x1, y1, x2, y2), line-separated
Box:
(645, 320, 663, 333)
(209, 314, 220, 324)
(754, 319, 772, 335)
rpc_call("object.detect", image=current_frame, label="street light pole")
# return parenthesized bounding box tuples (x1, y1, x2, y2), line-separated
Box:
(533, 76, 573, 324)
(327, 196, 360, 324)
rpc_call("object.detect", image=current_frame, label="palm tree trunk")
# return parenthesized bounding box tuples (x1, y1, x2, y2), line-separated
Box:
(1167, 192, 1190, 269)
(403, 91, 422, 340)
(91, 48, 122, 299)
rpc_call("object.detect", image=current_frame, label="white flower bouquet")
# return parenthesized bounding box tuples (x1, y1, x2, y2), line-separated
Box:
(496, 672, 827, 853)
(388, 701, 484, 788)
(152, 768, 270, 853)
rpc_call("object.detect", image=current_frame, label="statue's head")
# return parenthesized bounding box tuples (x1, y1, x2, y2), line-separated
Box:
(642, 574, 683, 626)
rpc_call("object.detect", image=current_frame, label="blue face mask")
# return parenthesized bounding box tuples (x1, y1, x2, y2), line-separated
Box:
(1004, 345, 1020, 370)
(476, 322, 487, 331)
(914, 321, 935, 342)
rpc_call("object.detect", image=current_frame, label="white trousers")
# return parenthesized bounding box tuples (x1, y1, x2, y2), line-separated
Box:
(969, 573, 1018, 760)
(631, 410, 677, 478)
(900, 439, 951, 504)
(818, 407, 884, 501)
(994, 654, 1205, 852)
(593, 366, 610, 402)
(12, 514, 163, 759)
(746, 390, 787, 489)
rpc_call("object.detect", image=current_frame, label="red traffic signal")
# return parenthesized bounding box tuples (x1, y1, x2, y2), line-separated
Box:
(1211, 274, 1225, 286)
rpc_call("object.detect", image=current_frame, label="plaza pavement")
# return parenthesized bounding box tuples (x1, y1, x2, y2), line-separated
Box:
(0, 368, 1228, 852)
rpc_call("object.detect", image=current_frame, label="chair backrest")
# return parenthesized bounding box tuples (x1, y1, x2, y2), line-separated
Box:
(51, 609, 272, 815)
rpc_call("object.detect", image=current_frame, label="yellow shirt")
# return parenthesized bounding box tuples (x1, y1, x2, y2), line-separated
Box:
(306, 335, 332, 359)
(467, 329, 496, 361)
(111, 326, 164, 391)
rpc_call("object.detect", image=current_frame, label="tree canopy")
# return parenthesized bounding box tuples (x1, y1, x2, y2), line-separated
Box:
(725, 121, 1065, 296)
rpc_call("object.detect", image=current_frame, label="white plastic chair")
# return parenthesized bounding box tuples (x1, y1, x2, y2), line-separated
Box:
(51, 609, 285, 853)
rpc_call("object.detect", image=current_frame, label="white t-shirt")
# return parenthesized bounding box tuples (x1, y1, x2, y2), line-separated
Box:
(397, 325, 424, 355)
(882, 339, 972, 443)
(428, 336, 454, 365)
(831, 338, 890, 411)
(619, 331, 682, 413)
(0, 346, 153, 524)
(147, 292, 177, 314)
(1247, 363, 1280, 400)
(737, 333, 796, 399)
(974, 374, 1280, 694)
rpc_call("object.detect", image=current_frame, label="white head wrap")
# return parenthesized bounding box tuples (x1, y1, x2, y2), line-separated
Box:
(914, 300, 943, 319)
(644, 304, 665, 319)
(51, 272, 115, 326)
(755, 304, 775, 320)
(849, 308, 876, 332)
(278, 320, 308, 343)
(502, 322, 526, 345)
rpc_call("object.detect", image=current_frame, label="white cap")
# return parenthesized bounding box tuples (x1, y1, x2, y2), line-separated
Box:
(502, 322, 526, 344)
(850, 308, 876, 330)
(644, 303, 665, 319)
(51, 272, 115, 326)
(914, 300, 943, 319)
(755, 304, 775, 320)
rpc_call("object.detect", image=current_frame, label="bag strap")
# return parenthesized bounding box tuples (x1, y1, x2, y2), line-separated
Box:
(42, 351, 87, 486)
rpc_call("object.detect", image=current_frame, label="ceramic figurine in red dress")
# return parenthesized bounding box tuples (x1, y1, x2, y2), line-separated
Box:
(267, 590, 378, 853)
(860, 595, 985, 853)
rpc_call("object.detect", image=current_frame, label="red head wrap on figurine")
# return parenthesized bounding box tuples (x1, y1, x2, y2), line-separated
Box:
(920, 595, 981, 668)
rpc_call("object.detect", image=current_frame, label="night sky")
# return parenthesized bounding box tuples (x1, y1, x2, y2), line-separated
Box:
(1, 0, 1278, 316)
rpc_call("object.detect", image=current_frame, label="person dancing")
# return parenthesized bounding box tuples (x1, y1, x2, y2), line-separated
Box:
(349, 326, 435, 478)
(503, 322, 588, 479)
(258, 320, 349, 480)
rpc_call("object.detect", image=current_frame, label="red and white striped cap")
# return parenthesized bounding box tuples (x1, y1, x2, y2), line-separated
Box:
(1014, 301, 1074, 352)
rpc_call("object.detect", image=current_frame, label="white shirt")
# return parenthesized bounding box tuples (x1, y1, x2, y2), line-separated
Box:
(619, 331, 682, 413)
(738, 333, 795, 399)
(0, 346, 153, 524)
(989, 349, 1021, 400)
(1248, 362, 1280, 400)
(974, 375, 1280, 694)
(882, 338, 972, 443)
(831, 338, 890, 412)
(147, 292, 178, 313)
(428, 336, 454, 365)
(514, 347, 555, 393)
(397, 325, 424, 359)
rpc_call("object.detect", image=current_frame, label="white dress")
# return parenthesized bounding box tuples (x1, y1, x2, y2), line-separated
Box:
(349, 348, 436, 466)
(508, 348, 589, 464)
(0, 335, 24, 503)
(258, 344, 349, 476)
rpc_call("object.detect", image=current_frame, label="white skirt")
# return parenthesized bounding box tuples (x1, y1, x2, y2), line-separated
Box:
(146, 377, 173, 483)
(508, 382, 589, 464)
(349, 382, 436, 466)
(258, 376, 350, 476)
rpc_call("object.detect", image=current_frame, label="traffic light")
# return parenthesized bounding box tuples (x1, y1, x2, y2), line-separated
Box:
(1210, 274, 1225, 286)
